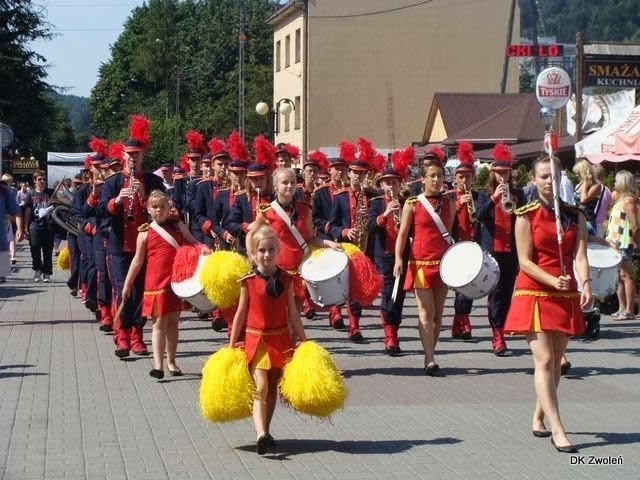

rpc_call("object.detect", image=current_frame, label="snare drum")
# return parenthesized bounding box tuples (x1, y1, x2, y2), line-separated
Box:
(575, 243, 621, 299)
(439, 241, 500, 300)
(300, 249, 350, 307)
(171, 254, 216, 312)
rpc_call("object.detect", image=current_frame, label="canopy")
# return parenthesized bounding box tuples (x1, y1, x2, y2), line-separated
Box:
(575, 105, 640, 163)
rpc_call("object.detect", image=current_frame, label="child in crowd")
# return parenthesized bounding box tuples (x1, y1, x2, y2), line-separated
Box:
(122, 190, 207, 379)
(229, 225, 307, 455)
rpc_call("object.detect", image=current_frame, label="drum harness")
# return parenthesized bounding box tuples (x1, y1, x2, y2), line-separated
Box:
(417, 194, 454, 246)
(270, 200, 310, 258)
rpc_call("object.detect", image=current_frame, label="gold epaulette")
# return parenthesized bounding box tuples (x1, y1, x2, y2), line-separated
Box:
(514, 200, 540, 216)
(334, 187, 349, 195)
(405, 196, 418, 205)
(258, 203, 271, 213)
(238, 272, 255, 282)
(138, 223, 150, 232)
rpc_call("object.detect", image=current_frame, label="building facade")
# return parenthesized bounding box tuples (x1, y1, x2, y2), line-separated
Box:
(268, 0, 521, 162)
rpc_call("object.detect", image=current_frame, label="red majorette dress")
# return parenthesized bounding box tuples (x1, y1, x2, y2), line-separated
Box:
(404, 195, 453, 290)
(242, 268, 295, 369)
(142, 223, 184, 318)
(504, 201, 586, 336)
(260, 201, 311, 298)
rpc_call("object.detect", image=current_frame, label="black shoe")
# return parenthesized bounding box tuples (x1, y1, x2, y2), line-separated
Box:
(256, 434, 270, 455)
(115, 349, 130, 358)
(198, 311, 211, 321)
(551, 437, 577, 453)
(385, 346, 401, 356)
(460, 331, 472, 341)
(560, 361, 571, 376)
(168, 369, 184, 377)
(99, 324, 114, 333)
(11, 258, 17, 265)
(533, 430, 552, 438)
(132, 349, 150, 356)
(149, 369, 164, 379)
(348, 330, 364, 342)
(494, 347, 508, 357)
(425, 363, 440, 376)
(211, 317, 226, 332)
(303, 308, 316, 319)
(265, 433, 276, 447)
(330, 317, 345, 330)
(70, 289, 78, 297)
(85, 299, 98, 313)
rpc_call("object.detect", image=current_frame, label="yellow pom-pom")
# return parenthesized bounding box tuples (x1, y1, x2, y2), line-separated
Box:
(279, 341, 347, 418)
(341, 242, 361, 257)
(199, 347, 255, 423)
(56, 246, 70, 270)
(200, 251, 251, 309)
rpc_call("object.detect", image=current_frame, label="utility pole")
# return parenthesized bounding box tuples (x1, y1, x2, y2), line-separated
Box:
(238, 0, 246, 139)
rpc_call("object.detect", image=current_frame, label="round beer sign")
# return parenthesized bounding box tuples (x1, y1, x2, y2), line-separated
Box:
(535, 67, 572, 110)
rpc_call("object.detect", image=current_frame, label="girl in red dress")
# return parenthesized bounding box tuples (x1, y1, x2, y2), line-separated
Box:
(394, 158, 455, 376)
(247, 168, 341, 309)
(504, 155, 590, 453)
(122, 190, 205, 380)
(229, 225, 307, 455)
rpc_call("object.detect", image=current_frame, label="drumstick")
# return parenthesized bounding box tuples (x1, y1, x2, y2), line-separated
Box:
(114, 300, 126, 325)
(391, 275, 400, 303)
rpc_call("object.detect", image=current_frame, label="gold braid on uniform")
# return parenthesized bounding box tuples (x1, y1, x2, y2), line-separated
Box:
(138, 223, 150, 232)
(404, 196, 418, 206)
(258, 203, 271, 214)
(514, 200, 540, 216)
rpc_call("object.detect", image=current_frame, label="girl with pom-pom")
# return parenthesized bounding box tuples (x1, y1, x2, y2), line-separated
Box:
(121, 190, 208, 380)
(229, 225, 307, 455)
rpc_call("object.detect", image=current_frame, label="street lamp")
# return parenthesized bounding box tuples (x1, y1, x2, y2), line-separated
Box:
(255, 98, 294, 142)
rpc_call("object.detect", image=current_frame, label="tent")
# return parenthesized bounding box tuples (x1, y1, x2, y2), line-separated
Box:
(574, 105, 640, 163)
(47, 152, 89, 187)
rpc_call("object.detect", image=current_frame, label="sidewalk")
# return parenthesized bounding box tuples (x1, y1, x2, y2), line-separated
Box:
(1, 243, 639, 480)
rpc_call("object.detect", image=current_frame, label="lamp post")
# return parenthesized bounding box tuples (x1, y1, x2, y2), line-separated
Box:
(255, 98, 294, 143)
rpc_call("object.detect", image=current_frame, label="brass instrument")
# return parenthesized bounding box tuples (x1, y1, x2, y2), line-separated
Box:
(463, 181, 476, 221)
(352, 179, 369, 252)
(49, 180, 80, 235)
(389, 191, 402, 231)
(126, 161, 136, 222)
(501, 180, 515, 213)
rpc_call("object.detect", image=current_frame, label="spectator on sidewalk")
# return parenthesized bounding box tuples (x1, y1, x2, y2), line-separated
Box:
(21, 170, 54, 282)
(0, 176, 19, 283)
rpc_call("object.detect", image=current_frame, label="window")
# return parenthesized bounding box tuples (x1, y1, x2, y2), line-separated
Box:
(294, 96, 301, 130)
(295, 28, 301, 64)
(285, 35, 291, 68)
(275, 40, 281, 71)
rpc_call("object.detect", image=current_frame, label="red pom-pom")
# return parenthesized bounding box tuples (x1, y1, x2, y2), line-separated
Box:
(308, 150, 329, 171)
(457, 141, 475, 167)
(253, 135, 276, 170)
(492, 142, 513, 163)
(347, 251, 382, 306)
(339, 141, 357, 164)
(172, 246, 202, 283)
(185, 130, 204, 152)
(227, 131, 249, 161)
(284, 144, 300, 160)
(207, 137, 227, 155)
(88, 136, 108, 156)
(180, 154, 190, 173)
(128, 115, 150, 149)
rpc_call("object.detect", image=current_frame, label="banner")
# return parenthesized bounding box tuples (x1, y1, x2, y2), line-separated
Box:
(565, 89, 635, 136)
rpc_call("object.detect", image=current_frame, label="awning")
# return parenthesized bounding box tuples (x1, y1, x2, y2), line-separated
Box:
(575, 105, 640, 163)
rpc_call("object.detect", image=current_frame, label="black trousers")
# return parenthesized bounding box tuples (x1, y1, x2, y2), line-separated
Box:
(29, 227, 53, 275)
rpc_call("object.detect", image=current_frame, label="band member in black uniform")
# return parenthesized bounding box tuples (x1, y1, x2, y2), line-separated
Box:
(99, 115, 165, 358)
(172, 131, 204, 233)
(475, 142, 525, 356)
(367, 146, 414, 354)
(450, 141, 479, 340)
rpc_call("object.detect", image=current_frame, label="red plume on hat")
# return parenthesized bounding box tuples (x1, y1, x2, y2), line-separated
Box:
(371, 152, 386, 174)
(83, 156, 92, 169)
(253, 135, 276, 171)
(207, 137, 227, 155)
(180, 154, 190, 173)
(338, 140, 357, 164)
(107, 142, 124, 164)
(307, 150, 328, 171)
(128, 114, 150, 150)
(428, 145, 446, 163)
(284, 144, 300, 160)
(456, 141, 475, 169)
(492, 142, 513, 169)
(185, 130, 204, 154)
(390, 146, 415, 180)
(88, 136, 108, 157)
(227, 131, 249, 162)
(357, 137, 375, 165)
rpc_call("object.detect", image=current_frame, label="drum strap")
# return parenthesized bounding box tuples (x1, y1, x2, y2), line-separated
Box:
(149, 221, 179, 250)
(417, 194, 454, 245)
(270, 200, 310, 256)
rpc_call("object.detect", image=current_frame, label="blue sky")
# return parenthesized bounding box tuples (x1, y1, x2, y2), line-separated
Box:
(32, 1, 144, 98)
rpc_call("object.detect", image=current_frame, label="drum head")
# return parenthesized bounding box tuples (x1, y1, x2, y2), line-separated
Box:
(586, 243, 622, 268)
(171, 255, 208, 297)
(300, 249, 349, 282)
(439, 242, 484, 288)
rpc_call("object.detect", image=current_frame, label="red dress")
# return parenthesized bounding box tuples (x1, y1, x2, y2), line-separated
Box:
(142, 224, 184, 318)
(504, 202, 585, 336)
(242, 269, 295, 369)
(404, 195, 453, 290)
(261, 201, 311, 298)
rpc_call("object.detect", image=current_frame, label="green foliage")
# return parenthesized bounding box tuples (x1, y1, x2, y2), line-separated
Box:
(89, 0, 276, 166)
(514, 164, 530, 188)
(474, 166, 490, 189)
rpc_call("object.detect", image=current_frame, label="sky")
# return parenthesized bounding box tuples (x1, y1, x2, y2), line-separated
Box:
(32, 1, 145, 98)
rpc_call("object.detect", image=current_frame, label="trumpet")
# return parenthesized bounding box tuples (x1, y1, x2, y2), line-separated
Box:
(387, 190, 402, 230)
(462, 182, 476, 221)
(126, 161, 136, 222)
(501, 180, 516, 213)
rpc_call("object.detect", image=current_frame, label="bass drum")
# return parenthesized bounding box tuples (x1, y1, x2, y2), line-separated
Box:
(300, 249, 350, 307)
(171, 254, 216, 312)
(439, 241, 500, 300)
(575, 242, 621, 299)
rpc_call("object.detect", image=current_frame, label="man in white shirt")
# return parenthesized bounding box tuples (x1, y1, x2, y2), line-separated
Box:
(560, 169, 574, 205)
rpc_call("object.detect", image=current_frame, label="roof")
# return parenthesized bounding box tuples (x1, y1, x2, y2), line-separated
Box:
(474, 135, 577, 163)
(584, 43, 640, 56)
(423, 93, 555, 146)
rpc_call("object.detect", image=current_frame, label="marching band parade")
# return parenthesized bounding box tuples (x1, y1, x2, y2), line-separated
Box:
(0, 112, 634, 459)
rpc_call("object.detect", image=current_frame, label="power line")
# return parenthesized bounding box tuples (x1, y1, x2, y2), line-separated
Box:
(309, 0, 434, 19)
